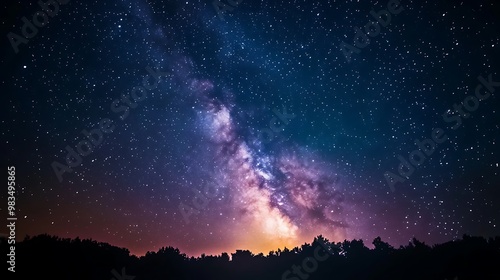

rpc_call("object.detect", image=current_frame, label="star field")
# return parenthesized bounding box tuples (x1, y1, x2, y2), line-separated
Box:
(2, 0, 499, 256)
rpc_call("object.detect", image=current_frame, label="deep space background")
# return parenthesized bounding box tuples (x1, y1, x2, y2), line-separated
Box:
(1, 0, 500, 257)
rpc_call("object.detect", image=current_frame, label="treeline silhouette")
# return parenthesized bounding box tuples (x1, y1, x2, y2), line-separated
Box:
(2, 234, 500, 279)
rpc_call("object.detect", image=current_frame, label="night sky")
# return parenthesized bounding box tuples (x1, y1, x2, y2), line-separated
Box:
(2, 0, 499, 257)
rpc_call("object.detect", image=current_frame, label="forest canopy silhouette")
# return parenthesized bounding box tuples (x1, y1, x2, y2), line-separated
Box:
(2, 234, 499, 279)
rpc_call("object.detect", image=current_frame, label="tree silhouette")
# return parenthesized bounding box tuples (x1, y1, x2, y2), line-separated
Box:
(3, 234, 500, 279)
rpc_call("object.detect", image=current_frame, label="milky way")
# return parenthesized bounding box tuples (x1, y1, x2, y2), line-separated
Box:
(190, 76, 351, 252)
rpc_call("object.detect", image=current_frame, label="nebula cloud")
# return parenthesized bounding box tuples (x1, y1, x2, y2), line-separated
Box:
(187, 76, 349, 253)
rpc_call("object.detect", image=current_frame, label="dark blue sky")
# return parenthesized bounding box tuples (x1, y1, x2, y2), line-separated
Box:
(2, 0, 499, 256)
